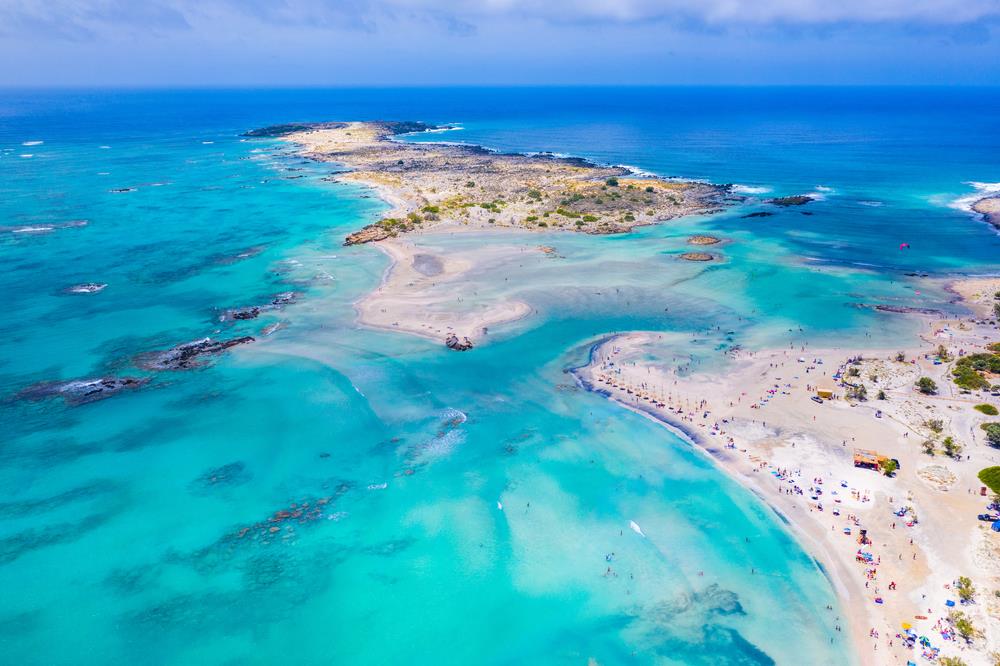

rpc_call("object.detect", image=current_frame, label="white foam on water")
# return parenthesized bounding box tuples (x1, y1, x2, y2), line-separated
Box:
(731, 184, 772, 195)
(22, 140, 43, 146)
(19, 154, 33, 158)
(99, 145, 111, 149)
(950, 181, 1000, 214)
(11, 225, 54, 233)
(615, 164, 660, 178)
(424, 125, 464, 134)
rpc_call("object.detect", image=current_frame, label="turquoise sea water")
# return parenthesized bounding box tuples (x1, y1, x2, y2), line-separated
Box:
(2, 88, 1000, 665)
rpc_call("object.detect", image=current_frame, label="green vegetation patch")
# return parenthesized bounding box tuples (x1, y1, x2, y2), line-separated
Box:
(979, 466, 1000, 494)
(982, 422, 1000, 447)
(975, 404, 999, 415)
(953, 352, 1000, 390)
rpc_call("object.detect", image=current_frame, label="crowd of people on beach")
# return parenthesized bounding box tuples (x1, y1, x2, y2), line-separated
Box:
(587, 331, 993, 663)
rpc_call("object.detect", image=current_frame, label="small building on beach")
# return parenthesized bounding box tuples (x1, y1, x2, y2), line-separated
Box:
(853, 448, 886, 470)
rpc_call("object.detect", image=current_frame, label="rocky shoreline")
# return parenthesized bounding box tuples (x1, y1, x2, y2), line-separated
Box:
(973, 196, 1000, 230)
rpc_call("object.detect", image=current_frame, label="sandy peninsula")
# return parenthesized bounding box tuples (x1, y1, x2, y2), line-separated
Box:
(576, 277, 1000, 665)
(247, 120, 730, 348)
(356, 230, 533, 347)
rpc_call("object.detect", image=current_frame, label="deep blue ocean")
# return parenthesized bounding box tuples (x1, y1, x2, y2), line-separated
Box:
(2, 87, 999, 665)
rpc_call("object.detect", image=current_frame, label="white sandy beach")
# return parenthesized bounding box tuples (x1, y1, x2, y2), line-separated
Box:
(577, 279, 1000, 665)
(355, 230, 534, 345)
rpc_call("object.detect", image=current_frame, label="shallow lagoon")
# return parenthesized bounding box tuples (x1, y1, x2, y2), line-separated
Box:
(2, 87, 1000, 664)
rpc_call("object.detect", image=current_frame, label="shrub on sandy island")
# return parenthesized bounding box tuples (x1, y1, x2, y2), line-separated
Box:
(949, 610, 982, 643)
(981, 423, 1000, 447)
(975, 404, 999, 416)
(937, 656, 966, 666)
(943, 436, 963, 459)
(980, 467, 1000, 494)
(953, 353, 1000, 391)
(916, 377, 938, 395)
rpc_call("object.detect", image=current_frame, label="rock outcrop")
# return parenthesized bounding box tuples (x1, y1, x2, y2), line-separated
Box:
(64, 283, 107, 294)
(972, 196, 1000, 230)
(16, 377, 148, 405)
(445, 333, 474, 351)
(687, 235, 721, 245)
(767, 195, 814, 207)
(679, 252, 715, 262)
(344, 224, 394, 246)
(136, 336, 254, 371)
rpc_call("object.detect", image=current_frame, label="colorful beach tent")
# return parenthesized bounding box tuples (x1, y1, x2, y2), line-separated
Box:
(992, 520, 1000, 532)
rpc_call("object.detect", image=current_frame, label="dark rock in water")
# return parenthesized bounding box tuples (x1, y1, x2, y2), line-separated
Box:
(270, 291, 298, 306)
(64, 282, 107, 294)
(445, 333, 474, 351)
(243, 122, 344, 138)
(136, 336, 254, 371)
(767, 195, 814, 206)
(801, 211, 814, 216)
(213, 245, 266, 266)
(741, 211, 773, 218)
(219, 293, 295, 323)
(381, 121, 438, 135)
(852, 303, 945, 317)
(647, 583, 745, 620)
(190, 462, 251, 492)
(221, 307, 260, 322)
(873, 304, 944, 316)
(679, 252, 715, 262)
(16, 377, 148, 406)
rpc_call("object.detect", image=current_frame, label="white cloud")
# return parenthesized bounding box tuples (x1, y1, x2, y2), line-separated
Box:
(4, 0, 1000, 40)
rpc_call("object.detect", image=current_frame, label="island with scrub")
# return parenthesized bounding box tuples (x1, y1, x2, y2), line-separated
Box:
(248, 121, 731, 245)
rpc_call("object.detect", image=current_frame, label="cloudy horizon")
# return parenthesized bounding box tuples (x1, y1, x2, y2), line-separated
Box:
(2, 0, 999, 86)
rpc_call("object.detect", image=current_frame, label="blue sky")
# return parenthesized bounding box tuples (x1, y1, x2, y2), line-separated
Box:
(2, 0, 999, 86)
